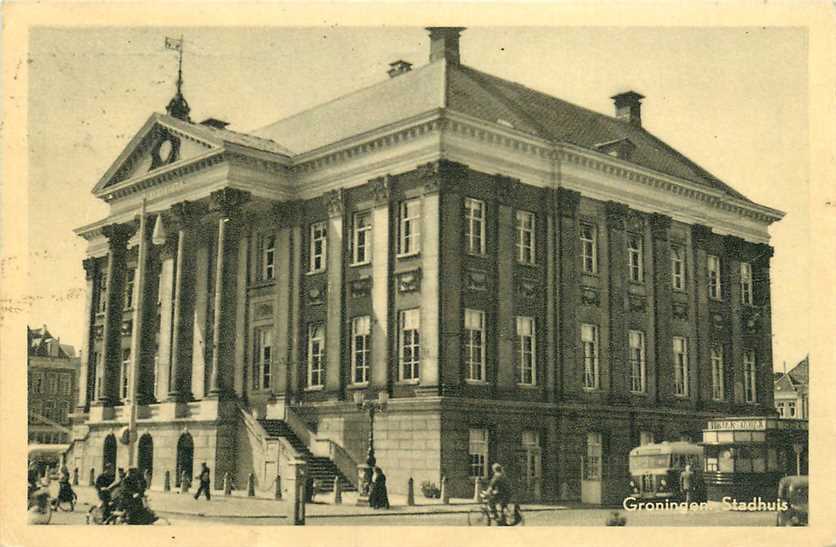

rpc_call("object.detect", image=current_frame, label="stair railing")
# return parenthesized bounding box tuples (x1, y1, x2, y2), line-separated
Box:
(285, 405, 358, 489)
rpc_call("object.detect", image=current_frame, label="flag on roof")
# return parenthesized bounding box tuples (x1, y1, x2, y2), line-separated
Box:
(164, 36, 182, 51)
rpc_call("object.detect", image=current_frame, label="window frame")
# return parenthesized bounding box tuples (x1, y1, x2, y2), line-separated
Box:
(306, 323, 325, 389)
(579, 222, 598, 274)
(707, 254, 723, 300)
(515, 210, 536, 265)
(351, 210, 373, 266)
(398, 199, 422, 257)
(743, 349, 757, 403)
(710, 346, 725, 401)
(673, 336, 689, 397)
(257, 232, 276, 282)
(671, 245, 686, 291)
(121, 348, 131, 400)
(464, 198, 486, 256)
(97, 272, 108, 314)
(627, 233, 644, 283)
(308, 221, 328, 273)
(464, 309, 486, 383)
(398, 309, 421, 382)
(468, 428, 489, 479)
(628, 329, 646, 394)
(59, 373, 71, 396)
(740, 261, 753, 306)
(516, 316, 537, 386)
(252, 326, 273, 391)
(351, 316, 371, 385)
(581, 323, 599, 390)
(123, 267, 136, 310)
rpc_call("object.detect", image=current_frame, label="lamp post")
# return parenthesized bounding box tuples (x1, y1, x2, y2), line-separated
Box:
(353, 390, 388, 505)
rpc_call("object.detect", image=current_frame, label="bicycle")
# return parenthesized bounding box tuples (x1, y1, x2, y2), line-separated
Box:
(467, 491, 524, 526)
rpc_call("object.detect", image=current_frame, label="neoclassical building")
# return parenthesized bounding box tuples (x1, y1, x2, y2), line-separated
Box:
(67, 28, 783, 502)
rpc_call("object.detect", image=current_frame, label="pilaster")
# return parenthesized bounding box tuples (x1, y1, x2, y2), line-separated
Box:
(418, 162, 442, 393)
(605, 201, 629, 403)
(649, 213, 672, 406)
(556, 187, 581, 399)
(325, 188, 346, 395)
(370, 176, 392, 392)
(79, 257, 99, 411)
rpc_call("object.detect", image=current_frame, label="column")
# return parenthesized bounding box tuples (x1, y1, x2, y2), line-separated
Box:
(207, 188, 250, 398)
(169, 201, 202, 402)
(544, 188, 558, 403)
(495, 178, 515, 391)
(649, 213, 672, 406)
(556, 188, 581, 399)
(325, 189, 345, 394)
(78, 257, 99, 411)
(191, 238, 210, 399)
(233, 222, 250, 397)
(155, 235, 176, 401)
(725, 235, 744, 408)
(133, 216, 157, 405)
(754, 243, 775, 410)
(97, 223, 133, 405)
(691, 224, 713, 407)
(605, 202, 629, 402)
(288, 222, 303, 396)
(272, 200, 301, 399)
(418, 165, 441, 392)
(370, 177, 391, 391)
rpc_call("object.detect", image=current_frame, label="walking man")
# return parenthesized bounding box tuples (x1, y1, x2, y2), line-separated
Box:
(193, 462, 211, 501)
(679, 464, 693, 509)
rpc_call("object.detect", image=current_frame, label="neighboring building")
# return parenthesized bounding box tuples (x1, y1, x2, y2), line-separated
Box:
(67, 28, 783, 503)
(28, 325, 80, 464)
(774, 355, 809, 419)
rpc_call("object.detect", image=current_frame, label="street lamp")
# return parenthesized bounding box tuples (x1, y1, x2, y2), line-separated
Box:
(353, 390, 388, 503)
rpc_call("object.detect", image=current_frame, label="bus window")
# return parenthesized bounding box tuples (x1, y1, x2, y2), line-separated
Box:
(752, 447, 766, 473)
(719, 449, 734, 472)
(736, 447, 752, 472)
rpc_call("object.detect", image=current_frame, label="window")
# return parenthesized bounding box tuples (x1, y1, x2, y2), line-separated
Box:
(711, 346, 725, 401)
(97, 272, 108, 313)
(351, 316, 371, 385)
(628, 330, 646, 393)
(671, 245, 686, 290)
(580, 223, 597, 274)
(464, 198, 486, 255)
(258, 233, 276, 281)
(93, 352, 102, 399)
(627, 234, 644, 282)
(399, 309, 421, 381)
(59, 373, 71, 396)
(30, 400, 42, 423)
(309, 222, 327, 273)
(464, 309, 486, 382)
(740, 262, 753, 305)
(516, 211, 536, 265)
(743, 350, 757, 403)
(673, 337, 689, 397)
(43, 400, 55, 422)
(124, 268, 136, 309)
(121, 348, 131, 400)
(585, 432, 602, 480)
(517, 316, 536, 385)
(58, 401, 70, 424)
(253, 327, 273, 390)
(47, 373, 58, 395)
(468, 428, 489, 478)
(639, 431, 655, 446)
(352, 211, 372, 265)
(581, 324, 599, 390)
(787, 401, 796, 417)
(31, 372, 44, 394)
(398, 199, 421, 256)
(307, 324, 325, 388)
(708, 255, 722, 300)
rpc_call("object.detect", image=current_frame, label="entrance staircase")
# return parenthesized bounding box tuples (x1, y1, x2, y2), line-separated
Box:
(258, 419, 356, 494)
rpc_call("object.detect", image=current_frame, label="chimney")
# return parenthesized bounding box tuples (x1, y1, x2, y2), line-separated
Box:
(200, 118, 230, 130)
(611, 91, 645, 127)
(426, 27, 466, 64)
(387, 60, 413, 78)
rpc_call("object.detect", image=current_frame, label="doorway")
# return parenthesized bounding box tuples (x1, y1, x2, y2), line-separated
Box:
(102, 434, 117, 472)
(138, 433, 154, 479)
(176, 432, 194, 487)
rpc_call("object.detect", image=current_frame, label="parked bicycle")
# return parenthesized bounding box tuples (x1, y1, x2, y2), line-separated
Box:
(467, 490, 524, 526)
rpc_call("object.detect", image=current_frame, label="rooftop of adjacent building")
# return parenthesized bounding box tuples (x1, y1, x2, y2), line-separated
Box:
(27, 324, 77, 359)
(773, 355, 809, 393)
(106, 27, 757, 207)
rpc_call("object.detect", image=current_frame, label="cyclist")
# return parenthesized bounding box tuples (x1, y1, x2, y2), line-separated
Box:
(486, 463, 513, 523)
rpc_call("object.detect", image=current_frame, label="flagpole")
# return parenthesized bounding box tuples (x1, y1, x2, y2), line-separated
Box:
(127, 196, 148, 467)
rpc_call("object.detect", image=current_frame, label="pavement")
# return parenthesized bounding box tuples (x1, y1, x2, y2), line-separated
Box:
(67, 484, 569, 520)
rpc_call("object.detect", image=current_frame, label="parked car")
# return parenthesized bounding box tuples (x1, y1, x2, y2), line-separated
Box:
(776, 475, 808, 526)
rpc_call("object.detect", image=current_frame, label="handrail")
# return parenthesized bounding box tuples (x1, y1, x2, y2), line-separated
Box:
(283, 405, 313, 448)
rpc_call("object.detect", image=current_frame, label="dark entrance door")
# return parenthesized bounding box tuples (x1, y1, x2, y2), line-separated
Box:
(176, 433, 194, 487)
(138, 434, 153, 479)
(103, 434, 117, 471)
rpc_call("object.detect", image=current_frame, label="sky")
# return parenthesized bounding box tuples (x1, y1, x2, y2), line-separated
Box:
(25, 26, 809, 372)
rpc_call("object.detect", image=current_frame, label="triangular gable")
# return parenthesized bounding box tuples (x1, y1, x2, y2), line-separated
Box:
(773, 373, 797, 394)
(93, 113, 219, 194)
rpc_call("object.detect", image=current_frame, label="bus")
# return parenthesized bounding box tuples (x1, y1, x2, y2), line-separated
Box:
(628, 441, 704, 501)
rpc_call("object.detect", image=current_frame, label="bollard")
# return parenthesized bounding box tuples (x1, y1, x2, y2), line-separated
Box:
(164, 470, 171, 492)
(247, 472, 255, 497)
(274, 474, 282, 500)
(332, 476, 342, 505)
(473, 477, 481, 502)
(406, 477, 415, 506)
(89, 468, 95, 487)
(224, 472, 232, 496)
(180, 471, 190, 494)
(288, 460, 307, 525)
(440, 475, 449, 504)
(73, 467, 79, 486)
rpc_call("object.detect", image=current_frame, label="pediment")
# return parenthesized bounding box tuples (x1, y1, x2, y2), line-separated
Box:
(93, 113, 219, 194)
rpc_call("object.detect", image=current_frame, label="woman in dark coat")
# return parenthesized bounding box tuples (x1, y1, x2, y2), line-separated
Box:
(369, 466, 390, 509)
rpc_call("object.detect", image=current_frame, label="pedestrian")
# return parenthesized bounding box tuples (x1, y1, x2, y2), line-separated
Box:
(193, 462, 211, 501)
(679, 464, 694, 508)
(369, 466, 390, 509)
(95, 463, 116, 519)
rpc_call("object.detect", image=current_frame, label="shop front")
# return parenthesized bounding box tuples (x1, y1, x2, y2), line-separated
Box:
(700, 417, 807, 503)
